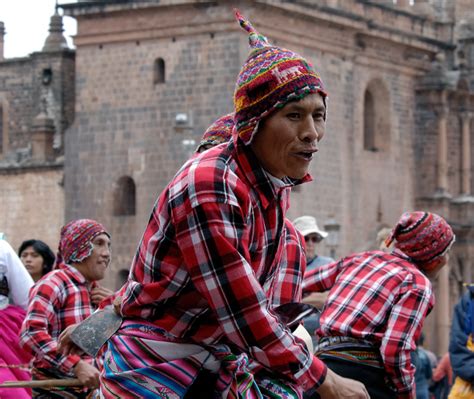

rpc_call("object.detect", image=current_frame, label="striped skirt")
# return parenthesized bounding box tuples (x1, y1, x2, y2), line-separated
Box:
(99, 319, 300, 399)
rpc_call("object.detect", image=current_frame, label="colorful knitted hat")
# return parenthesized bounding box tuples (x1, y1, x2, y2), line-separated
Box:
(57, 219, 109, 265)
(385, 211, 455, 270)
(196, 113, 235, 152)
(234, 9, 326, 145)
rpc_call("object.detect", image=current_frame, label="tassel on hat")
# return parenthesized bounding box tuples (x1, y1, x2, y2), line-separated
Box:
(233, 9, 326, 145)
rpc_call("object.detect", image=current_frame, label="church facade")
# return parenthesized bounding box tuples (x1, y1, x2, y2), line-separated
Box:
(1, 0, 474, 353)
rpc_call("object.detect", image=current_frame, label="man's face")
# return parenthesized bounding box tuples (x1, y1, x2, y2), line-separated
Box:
(20, 246, 44, 280)
(76, 233, 111, 282)
(250, 93, 326, 179)
(304, 233, 322, 259)
(425, 253, 449, 281)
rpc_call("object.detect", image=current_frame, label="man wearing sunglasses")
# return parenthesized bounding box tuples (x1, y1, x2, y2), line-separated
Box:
(294, 215, 334, 276)
(294, 215, 335, 344)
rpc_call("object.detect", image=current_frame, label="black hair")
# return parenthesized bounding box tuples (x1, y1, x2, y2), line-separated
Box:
(18, 239, 55, 276)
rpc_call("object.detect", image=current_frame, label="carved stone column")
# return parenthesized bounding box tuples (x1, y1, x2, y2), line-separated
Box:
(461, 111, 472, 195)
(436, 264, 451, 354)
(436, 102, 449, 194)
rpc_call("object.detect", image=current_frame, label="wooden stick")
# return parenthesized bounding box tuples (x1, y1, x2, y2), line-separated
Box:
(0, 378, 82, 388)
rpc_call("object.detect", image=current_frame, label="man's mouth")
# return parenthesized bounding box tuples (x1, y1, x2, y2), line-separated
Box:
(294, 149, 317, 161)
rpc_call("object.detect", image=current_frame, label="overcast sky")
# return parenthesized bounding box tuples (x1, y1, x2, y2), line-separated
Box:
(0, 0, 77, 59)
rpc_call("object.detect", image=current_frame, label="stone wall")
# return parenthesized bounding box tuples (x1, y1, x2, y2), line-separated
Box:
(0, 167, 64, 254)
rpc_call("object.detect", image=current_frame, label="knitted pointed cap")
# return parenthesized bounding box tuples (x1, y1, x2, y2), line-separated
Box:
(56, 219, 109, 266)
(196, 113, 235, 153)
(234, 9, 326, 145)
(385, 211, 455, 270)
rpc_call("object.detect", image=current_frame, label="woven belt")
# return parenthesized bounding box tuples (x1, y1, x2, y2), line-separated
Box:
(315, 336, 384, 369)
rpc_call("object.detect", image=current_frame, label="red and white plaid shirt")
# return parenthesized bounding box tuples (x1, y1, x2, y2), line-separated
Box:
(303, 249, 434, 398)
(118, 139, 327, 391)
(20, 263, 98, 376)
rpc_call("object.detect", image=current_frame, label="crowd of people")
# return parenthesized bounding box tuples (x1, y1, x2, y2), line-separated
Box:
(0, 9, 472, 399)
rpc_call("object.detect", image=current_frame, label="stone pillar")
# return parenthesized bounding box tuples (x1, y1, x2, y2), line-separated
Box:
(0, 22, 4, 61)
(436, 103, 449, 194)
(31, 110, 55, 162)
(436, 264, 451, 354)
(461, 112, 472, 195)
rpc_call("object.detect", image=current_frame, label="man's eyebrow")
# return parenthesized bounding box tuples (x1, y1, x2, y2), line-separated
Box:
(285, 102, 326, 113)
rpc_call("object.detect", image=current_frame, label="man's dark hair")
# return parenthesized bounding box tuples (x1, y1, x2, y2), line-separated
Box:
(18, 239, 55, 276)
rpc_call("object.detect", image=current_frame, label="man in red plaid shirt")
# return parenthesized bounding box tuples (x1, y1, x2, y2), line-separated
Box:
(20, 219, 113, 398)
(98, 10, 369, 399)
(303, 211, 455, 399)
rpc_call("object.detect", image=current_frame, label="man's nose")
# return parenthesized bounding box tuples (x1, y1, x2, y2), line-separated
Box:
(301, 117, 319, 144)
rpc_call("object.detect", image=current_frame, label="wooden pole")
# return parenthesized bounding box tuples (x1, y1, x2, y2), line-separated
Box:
(0, 378, 82, 388)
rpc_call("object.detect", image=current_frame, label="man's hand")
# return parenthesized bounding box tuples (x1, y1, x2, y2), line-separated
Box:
(302, 292, 328, 309)
(113, 295, 122, 315)
(91, 286, 114, 306)
(315, 368, 370, 399)
(73, 360, 100, 389)
(58, 324, 84, 356)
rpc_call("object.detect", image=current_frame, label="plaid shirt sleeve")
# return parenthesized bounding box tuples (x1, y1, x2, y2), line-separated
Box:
(381, 279, 434, 398)
(174, 199, 326, 391)
(302, 258, 342, 294)
(20, 278, 81, 375)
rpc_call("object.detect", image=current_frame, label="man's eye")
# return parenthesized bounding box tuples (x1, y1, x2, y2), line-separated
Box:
(287, 113, 300, 119)
(313, 113, 324, 121)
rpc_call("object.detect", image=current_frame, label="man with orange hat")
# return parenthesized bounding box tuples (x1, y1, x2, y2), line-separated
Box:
(99, 10, 368, 399)
(20, 219, 114, 398)
(303, 211, 455, 399)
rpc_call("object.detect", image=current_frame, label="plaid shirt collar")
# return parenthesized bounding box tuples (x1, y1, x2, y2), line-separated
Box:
(57, 262, 90, 287)
(233, 137, 312, 210)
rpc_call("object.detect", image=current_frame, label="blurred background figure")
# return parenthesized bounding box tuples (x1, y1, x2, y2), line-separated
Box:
(431, 352, 452, 399)
(0, 236, 34, 399)
(195, 112, 234, 153)
(294, 216, 334, 272)
(376, 226, 392, 252)
(413, 333, 433, 399)
(294, 215, 334, 345)
(18, 239, 55, 282)
(448, 284, 474, 399)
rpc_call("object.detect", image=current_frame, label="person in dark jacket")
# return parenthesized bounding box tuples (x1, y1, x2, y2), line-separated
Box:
(413, 334, 433, 399)
(449, 284, 474, 389)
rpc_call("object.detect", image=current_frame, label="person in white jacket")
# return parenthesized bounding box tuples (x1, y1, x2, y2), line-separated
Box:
(0, 237, 34, 399)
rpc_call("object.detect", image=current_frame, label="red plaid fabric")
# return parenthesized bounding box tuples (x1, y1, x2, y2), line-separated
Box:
(20, 263, 98, 375)
(118, 139, 327, 392)
(303, 250, 435, 398)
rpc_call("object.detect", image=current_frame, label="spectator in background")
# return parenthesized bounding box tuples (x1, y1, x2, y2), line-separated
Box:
(294, 215, 334, 344)
(19, 239, 55, 282)
(20, 219, 114, 398)
(448, 284, 474, 399)
(413, 333, 433, 399)
(431, 352, 452, 399)
(0, 237, 34, 399)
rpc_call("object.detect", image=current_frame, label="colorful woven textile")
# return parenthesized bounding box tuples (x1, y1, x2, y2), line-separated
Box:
(57, 219, 109, 265)
(233, 9, 326, 145)
(196, 113, 235, 152)
(0, 305, 31, 399)
(385, 211, 454, 269)
(100, 319, 300, 399)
